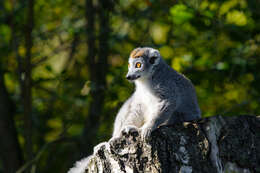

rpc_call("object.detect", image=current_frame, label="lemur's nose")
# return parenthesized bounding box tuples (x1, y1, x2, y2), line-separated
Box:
(126, 74, 140, 80)
(126, 75, 131, 80)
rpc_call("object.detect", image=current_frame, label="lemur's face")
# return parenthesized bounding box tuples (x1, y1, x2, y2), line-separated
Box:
(126, 47, 160, 81)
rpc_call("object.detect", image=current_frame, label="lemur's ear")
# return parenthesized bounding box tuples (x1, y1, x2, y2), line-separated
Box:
(149, 49, 160, 65)
(149, 56, 157, 64)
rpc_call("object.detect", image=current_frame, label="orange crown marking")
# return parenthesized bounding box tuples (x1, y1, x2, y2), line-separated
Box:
(130, 49, 145, 59)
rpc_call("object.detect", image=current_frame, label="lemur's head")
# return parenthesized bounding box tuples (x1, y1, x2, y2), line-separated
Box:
(126, 47, 161, 81)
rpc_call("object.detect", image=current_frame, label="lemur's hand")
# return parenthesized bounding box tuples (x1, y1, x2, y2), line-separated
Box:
(109, 125, 139, 147)
(140, 126, 153, 142)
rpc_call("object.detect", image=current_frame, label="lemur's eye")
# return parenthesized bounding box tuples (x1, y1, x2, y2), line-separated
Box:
(135, 62, 142, 68)
(128, 63, 130, 68)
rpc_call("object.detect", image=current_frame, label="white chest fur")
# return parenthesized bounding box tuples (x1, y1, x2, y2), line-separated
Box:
(134, 80, 162, 121)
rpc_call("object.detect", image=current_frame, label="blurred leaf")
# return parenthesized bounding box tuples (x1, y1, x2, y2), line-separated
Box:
(226, 10, 247, 26)
(149, 23, 170, 44)
(0, 25, 11, 43)
(170, 4, 194, 25)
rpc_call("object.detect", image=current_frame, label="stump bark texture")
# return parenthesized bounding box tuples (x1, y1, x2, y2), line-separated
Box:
(69, 115, 260, 173)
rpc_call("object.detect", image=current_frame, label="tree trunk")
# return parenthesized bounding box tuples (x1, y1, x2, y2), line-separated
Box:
(23, 0, 34, 171)
(81, 0, 112, 155)
(0, 70, 24, 173)
(69, 115, 260, 173)
(0, 1, 24, 172)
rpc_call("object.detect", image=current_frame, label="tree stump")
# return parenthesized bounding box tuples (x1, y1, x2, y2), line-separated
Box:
(69, 115, 260, 173)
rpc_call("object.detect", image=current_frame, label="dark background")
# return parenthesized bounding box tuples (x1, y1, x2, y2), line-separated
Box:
(0, 0, 259, 172)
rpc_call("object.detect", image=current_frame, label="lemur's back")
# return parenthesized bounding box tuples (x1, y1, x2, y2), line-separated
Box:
(168, 68, 201, 123)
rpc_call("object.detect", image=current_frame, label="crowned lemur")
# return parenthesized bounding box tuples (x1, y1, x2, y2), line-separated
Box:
(68, 47, 201, 173)
(112, 47, 201, 140)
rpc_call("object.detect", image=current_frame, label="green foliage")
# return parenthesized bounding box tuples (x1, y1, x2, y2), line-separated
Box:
(0, 0, 259, 172)
(170, 4, 194, 25)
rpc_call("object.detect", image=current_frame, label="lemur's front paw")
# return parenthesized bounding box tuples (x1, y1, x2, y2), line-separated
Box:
(140, 127, 152, 141)
(121, 125, 139, 136)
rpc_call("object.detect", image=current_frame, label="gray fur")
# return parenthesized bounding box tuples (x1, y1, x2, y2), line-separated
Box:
(112, 47, 201, 139)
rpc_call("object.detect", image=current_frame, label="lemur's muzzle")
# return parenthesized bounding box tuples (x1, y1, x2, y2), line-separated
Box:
(126, 74, 140, 81)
